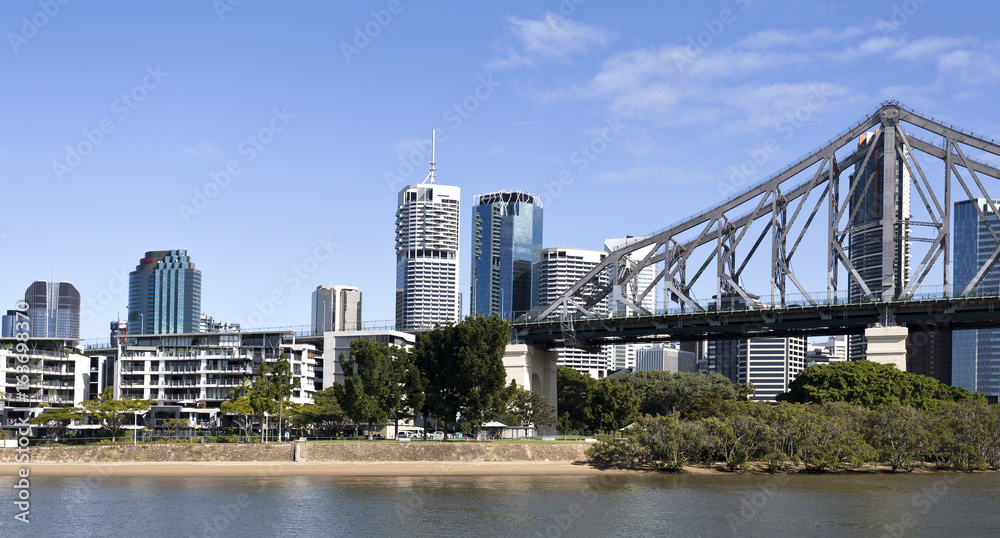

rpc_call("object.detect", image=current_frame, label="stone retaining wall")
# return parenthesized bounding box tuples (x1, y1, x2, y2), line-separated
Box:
(1, 442, 590, 463)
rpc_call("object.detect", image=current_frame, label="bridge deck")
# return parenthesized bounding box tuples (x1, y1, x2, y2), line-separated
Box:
(512, 296, 1000, 347)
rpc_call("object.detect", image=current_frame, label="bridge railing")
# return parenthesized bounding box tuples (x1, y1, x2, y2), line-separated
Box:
(514, 285, 1000, 325)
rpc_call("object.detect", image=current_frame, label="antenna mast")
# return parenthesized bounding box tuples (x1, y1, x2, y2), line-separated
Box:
(423, 129, 437, 184)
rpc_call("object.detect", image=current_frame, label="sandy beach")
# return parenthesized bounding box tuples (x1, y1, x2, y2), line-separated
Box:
(0, 461, 637, 478)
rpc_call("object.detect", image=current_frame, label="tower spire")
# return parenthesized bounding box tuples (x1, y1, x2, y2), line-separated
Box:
(423, 129, 437, 184)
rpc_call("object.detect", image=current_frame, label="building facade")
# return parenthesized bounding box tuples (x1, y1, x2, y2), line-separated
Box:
(604, 237, 659, 370)
(635, 344, 697, 373)
(24, 281, 81, 339)
(846, 131, 911, 360)
(321, 330, 416, 388)
(539, 247, 609, 378)
(738, 336, 807, 402)
(395, 183, 461, 331)
(127, 250, 202, 335)
(116, 330, 316, 406)
(312, 285, 362, 335)
(471, 191, 543, 320)
(952, 199, 1000, 398)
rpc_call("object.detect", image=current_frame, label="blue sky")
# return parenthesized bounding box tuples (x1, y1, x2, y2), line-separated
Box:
(2, 0, 999, 342)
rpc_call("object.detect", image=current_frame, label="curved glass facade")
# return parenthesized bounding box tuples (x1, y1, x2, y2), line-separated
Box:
(471, 191, 543, 320)
(128, 250, 202, 335)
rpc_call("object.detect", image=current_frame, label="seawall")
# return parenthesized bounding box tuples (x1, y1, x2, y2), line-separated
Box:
(0, 442, 590, 464)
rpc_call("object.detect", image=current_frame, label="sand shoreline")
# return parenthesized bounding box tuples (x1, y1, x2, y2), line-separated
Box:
(1, 461, 627, 478)
(3, 461, 988, 478)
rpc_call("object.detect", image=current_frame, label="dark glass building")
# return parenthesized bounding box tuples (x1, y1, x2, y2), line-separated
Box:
(470, 191, 543, 320)
(952, 199, 1000, 398)
(128, 250, 202, 335)
(23, 281, 80, 339)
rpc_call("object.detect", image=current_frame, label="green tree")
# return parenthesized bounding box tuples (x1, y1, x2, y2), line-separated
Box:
(290, 386, 346, 435)
(619, 370, 750, 417)
(586, 378, 639, 433)
(81, 387, 152, 443)
(414, 315, 511, 436)
(333, 341, 400, 439)
(221, 396, 254, 441)
(557, 365, 598, 431)
(28, 407, 82, 441)
(162, 418, 189, 439)
(507, 384, 556, 428)
(778, 360, 983, 409)
(246, 355, 298, 442)
(864, 405, 928, 471)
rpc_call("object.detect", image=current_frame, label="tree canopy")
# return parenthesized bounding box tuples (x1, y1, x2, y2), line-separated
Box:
(28, 407, 82, 441)
(617, 370, 751, 416)
(557, 365, 598, 431)
(586, 378, 640, 432)
(777, 360, 983, 410)
(414, 315, 511, 435)
(82, 387, 152, 442)
(334, 340, 415, 438)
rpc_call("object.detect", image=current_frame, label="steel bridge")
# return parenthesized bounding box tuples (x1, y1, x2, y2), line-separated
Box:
(513, 294, 1000, 349)
(513, 101, 1000, 347)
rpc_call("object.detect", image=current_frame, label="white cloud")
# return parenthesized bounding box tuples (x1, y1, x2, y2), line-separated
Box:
(891, 36, 973, 61)
(181, 143, 220, 158)
(492, 11, 613, 68)
(737, 27, 864, 49)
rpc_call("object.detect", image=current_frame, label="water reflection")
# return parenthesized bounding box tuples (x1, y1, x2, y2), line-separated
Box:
(7, 473, 999, 537)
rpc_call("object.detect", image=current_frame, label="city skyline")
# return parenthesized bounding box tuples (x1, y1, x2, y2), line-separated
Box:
(3, 2, 1000, 341)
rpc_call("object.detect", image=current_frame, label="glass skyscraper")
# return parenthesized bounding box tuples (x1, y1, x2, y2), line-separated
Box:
(128, 250, 202, 335)
(471, 191, 543, 320)
(952, 199, 1000, 398)
(23, 281, 80, 339)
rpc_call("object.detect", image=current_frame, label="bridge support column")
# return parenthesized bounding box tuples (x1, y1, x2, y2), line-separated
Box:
(503, 344, 558, 435)
(864, 325, 908, 371)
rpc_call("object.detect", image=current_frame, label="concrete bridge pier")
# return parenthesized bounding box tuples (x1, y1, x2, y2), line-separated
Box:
(503, 344, 558, 435)
(865, 325, 908, 371)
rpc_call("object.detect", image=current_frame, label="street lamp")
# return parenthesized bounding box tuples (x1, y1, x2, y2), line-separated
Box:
(322, 300, 327, 334)
(139, 313, 144, 336)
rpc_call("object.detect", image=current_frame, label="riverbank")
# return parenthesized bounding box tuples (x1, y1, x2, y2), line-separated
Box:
(0, 460, 627, 477)
(0, 441, 590, 464)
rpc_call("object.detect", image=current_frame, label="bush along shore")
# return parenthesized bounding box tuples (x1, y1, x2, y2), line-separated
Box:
(585, 399, 1000, 473)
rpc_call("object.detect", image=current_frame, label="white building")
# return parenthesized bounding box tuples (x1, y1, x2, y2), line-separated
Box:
(604, 237, 660, 370)
(116, 330, 317, 406)
(635, 344, 697, 373)
(312, 285, 362, 334)
(1, 337, 91, 407)
(321, 330, 416, 388)
(738, 336, 807, 402)
(539, 247, 609, 378)
(395, 181, 461, 331)
(806, 335, 847, 367)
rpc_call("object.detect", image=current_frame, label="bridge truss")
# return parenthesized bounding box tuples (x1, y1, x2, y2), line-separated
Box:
(536, 102, 1000, 320)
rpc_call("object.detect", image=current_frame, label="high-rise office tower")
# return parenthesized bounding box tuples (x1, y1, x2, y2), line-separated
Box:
(846, 130, 911, 360)
(312, 285, 362, 334)
(395, 134, 461, 331)
(539, 247, 609, 378)
(604, 237, 659, 370)
(24, 281, 80, 339)
(471, 191, 543, 320)
(127, 250, 202, 335)
(738, 336, 807, 402)
(704, 293, 755, 383)
(952, 199, 1000, 398)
